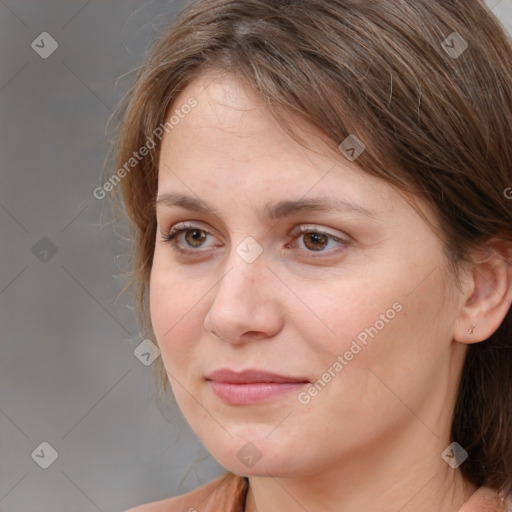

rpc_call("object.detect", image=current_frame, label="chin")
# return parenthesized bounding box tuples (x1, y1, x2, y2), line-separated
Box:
(220, 456, 295, 478)
(200, 434, 306, 477)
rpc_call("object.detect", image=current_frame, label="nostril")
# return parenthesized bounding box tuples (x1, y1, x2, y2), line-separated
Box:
(241, 331, 267, 342)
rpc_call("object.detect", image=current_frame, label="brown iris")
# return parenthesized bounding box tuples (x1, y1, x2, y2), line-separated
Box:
(184, 229, 207, 248)
(302, 232, 328, 251)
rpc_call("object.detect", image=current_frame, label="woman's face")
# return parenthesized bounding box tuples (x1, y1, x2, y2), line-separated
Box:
(150, 70, 467, 478)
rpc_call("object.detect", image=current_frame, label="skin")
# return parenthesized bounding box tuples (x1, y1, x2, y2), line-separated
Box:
(149, 70, 512, 512)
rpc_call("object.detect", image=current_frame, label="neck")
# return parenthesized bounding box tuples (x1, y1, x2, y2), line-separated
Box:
(244, 419, 478, 512)
(245, 466, 476, 512)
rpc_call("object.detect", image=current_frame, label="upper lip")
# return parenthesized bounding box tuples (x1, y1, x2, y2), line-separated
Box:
(206, 369, 309, 384)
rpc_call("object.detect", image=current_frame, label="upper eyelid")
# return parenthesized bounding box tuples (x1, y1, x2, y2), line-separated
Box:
(165, 222, 347, 239)
(168, 221, 218, 238)
(292, 224, 348, 239)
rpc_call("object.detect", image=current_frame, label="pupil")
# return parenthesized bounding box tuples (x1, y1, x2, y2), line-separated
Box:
(187, 229, 205, 246)
(306, 233, 326, 251)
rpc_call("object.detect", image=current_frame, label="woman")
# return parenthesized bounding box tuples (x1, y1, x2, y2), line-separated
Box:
(111, 0, 512, 510)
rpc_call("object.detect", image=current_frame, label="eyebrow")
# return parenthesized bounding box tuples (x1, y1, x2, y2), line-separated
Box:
(155, 192, 378, 221)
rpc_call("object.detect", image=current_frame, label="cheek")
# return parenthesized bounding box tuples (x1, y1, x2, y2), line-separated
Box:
(313, 282, 404, 349)
(149, 261, 204, 371)
(324, 274, 454, 416)
(312, 270, 447, 384)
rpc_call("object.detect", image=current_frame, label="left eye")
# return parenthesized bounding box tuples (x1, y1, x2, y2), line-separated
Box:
(288, 224, 348, 254)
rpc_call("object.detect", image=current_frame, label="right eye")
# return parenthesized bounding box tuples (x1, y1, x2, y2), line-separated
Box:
(160, 222, 221, 255)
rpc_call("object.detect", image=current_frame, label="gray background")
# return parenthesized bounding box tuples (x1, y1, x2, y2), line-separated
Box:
(1, 1, 511, 511)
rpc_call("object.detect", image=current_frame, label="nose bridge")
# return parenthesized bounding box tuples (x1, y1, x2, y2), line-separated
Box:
(219, 236, 268, 300)
(204, 236, 280, 342)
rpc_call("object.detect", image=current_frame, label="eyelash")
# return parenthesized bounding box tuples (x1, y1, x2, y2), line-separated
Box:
(159, 222, 349, 258)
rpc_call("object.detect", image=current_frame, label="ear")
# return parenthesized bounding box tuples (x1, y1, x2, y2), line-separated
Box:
(453, 238, 512, 344)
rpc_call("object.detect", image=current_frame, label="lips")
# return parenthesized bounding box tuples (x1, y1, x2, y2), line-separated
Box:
(206, 368, 309, 384)
(206, 369, 310, 405)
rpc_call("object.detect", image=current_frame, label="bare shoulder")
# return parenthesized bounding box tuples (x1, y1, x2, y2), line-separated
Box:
(123, 473, 237, 512)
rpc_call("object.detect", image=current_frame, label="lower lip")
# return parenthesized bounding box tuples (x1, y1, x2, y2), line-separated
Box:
(208, 381, 308, 405)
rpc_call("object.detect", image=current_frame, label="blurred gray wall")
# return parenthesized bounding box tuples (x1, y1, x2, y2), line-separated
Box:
(1, 1, 511, 511)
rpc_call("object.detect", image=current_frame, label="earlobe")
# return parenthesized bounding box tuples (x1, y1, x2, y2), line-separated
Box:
(453, 239, 512, 345)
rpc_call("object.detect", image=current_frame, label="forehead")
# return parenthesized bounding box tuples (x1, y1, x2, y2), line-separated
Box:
(155, 70, 432, 228)
(158, 70, 371, 186)
(160, 70, 309, 162)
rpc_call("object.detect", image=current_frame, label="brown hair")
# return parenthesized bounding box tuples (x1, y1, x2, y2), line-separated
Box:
(107, 0, 512, 501)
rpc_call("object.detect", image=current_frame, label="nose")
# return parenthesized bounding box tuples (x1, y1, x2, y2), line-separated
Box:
(203, 247, 284, 345)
